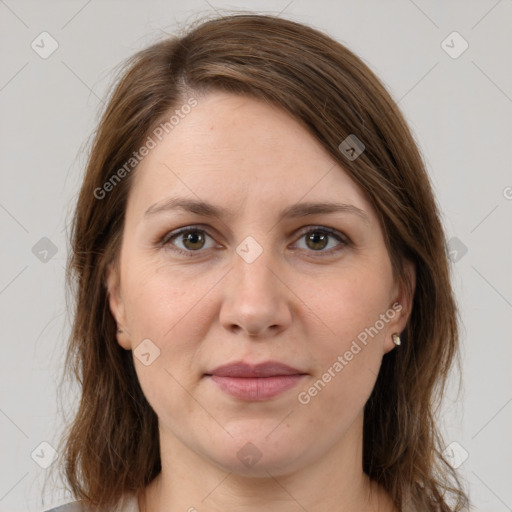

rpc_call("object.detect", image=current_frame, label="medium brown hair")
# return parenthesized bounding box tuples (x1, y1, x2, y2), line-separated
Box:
(51, 12, 468, 511)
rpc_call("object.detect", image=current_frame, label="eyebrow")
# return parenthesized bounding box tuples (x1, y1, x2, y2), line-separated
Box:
(144, 197, 370, 225)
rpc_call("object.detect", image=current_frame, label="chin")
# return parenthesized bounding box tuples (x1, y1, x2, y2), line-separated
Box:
(212, 451, 305, 479)
(200, 427, 310, 478)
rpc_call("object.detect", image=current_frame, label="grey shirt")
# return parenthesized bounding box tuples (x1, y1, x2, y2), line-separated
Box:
(45, 492, 139, 512)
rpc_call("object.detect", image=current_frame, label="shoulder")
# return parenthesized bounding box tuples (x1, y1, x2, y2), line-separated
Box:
(44, 492, 139, 512)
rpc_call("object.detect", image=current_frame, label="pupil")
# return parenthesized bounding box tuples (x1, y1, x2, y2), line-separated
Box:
(185, 232, 203, 249)
(308, 232, 327, 250)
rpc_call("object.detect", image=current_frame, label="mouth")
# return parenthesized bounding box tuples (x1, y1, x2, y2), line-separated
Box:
(204, 361, 308, 401)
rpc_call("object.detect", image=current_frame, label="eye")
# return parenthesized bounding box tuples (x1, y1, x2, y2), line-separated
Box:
(160, 227, 216, 256)
(293, 226, 348, 255)
(159, 225, 349, 257)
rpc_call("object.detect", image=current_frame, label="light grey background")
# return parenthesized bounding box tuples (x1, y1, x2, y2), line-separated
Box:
(0, 1, 511, 511)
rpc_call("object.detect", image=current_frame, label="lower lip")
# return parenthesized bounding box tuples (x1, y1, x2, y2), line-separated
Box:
(208, 375, 306, 401)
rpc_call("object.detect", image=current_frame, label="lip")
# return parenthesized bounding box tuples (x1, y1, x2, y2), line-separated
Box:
(205, 361, 307, 401)
(207, 361, 304, 378)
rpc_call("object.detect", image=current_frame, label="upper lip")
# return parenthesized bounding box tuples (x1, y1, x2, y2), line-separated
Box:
(206, 361, 306, 378)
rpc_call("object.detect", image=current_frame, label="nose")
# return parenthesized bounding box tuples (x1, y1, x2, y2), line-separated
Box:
(219, 243, 292, 339)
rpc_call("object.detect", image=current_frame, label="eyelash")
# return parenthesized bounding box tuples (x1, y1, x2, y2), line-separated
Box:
(158, 225, 350, 258)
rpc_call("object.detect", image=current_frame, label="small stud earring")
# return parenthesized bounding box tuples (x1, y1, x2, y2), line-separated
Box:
(117, 327, 123, 333)
(392, 333, 401, 346)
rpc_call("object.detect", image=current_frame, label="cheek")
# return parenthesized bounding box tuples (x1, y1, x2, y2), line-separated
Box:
(299, 261, 393, 409)
(121, 255, 213, 340)
(311, 265, 392, 348)
(120, 258, 221, 394)
(296, 276, 388, 423)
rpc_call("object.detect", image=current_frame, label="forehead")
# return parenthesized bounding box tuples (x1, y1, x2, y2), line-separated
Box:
(127, 91, 374, 221)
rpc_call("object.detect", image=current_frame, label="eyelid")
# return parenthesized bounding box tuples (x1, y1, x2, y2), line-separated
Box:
(295, 225, 349, 244)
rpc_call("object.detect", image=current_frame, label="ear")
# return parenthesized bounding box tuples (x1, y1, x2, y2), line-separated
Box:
(383, 259, 416, 354)
(105, 261, 131, 350)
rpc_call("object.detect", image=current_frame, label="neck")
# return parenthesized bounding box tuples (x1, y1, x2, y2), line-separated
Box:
(141, 412, 395, 512)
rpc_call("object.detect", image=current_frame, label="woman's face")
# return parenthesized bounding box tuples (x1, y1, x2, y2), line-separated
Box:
(107, 91, 413, 477)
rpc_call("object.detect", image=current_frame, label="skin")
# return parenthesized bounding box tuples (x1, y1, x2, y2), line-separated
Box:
(106, 91, 415, 512)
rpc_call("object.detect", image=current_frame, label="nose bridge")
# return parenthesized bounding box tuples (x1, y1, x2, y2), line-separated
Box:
(220, 233, 291, 336)
(233, 233, 280, 299)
